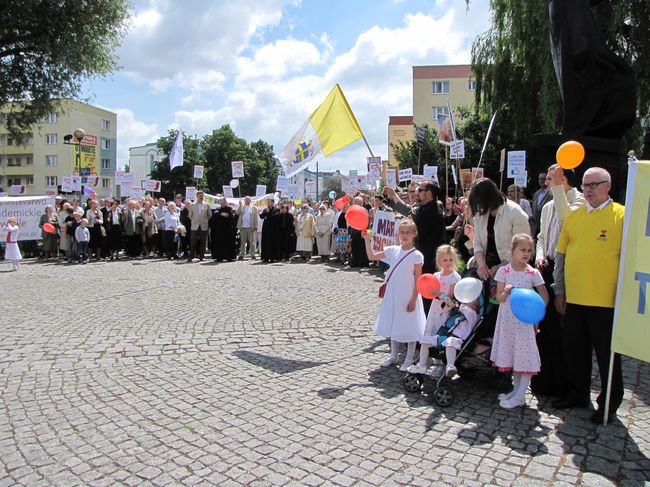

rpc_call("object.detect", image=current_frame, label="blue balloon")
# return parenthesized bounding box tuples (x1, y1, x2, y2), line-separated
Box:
(329, 191, 336, 199)
(510, 288, 546, 325)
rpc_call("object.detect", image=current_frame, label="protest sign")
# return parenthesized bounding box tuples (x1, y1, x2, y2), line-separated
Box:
(61, 176, 81, 193)
(399, 168, 413, 182)
(287, 184, 299, 199)
(305, 181, 316, 197)
(514, 171, 528, 188)
(423, 165, 438, 182)
(276, 175, 288, 194)
(256, 185, 267, 197)
(450, 140, 465, 159)
(9, 185, 26, 196)
(386, 168, 397, 189)
(186, 186, 197, 201)
(231, 161, 244, 178)
(222, 186, 234, 198)
(193, 165, 204, 179)
(371, 210, 397, 253)
(507, 150, 526, 177)
(141, 180, 162, 192)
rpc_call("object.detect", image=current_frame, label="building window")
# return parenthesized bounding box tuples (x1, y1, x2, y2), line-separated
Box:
(46, 133, 58, 144)
(101, 119, 110, 131)
(432, 106, 450, 119)
(47, 113, 58, 123)
(7, 157, 19, 166)
(468, 79, 476, 91)
(23, 134, 34, 145)
(102, 178, 110, 188)
(46, 155, 58, 166)
(26, 176, 34, 186)
(9, 177, 21, 186)
(101, 138, 110, 150)
(26, 156, 33, 166)
(432, 81, 450, 94)
(6, 136, 13, 146)
(46, 176, 58, 187)
(0, 113, 7, 124)
(101, 158, 111, 170)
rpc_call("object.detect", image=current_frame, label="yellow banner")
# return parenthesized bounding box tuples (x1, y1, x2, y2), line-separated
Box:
(612, 160, 650, 362)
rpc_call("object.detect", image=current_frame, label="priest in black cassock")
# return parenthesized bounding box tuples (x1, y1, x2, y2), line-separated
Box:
(209, 197, 236, 261)
(260, 198, 281, 262)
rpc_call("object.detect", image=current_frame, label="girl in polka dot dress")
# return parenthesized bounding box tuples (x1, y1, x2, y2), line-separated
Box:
(492, 233, 549, 409)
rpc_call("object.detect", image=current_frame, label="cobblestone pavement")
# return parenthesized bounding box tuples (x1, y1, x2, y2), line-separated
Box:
(0, 257, 649, 486)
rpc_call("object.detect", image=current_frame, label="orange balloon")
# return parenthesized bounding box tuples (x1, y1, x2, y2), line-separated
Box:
(556, 140, 585, 169)
(417, 274, 441, 299)
(345, 205, 369, 230)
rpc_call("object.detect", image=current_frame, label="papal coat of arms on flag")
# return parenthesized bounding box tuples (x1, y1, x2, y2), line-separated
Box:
(291, 139, 314, 166)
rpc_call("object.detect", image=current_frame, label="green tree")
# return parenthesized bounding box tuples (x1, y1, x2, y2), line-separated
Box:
(201, 125, 279, 197)
(469, 0, 650, 153)
(150, 131, 205, 200)
(0, 0, 130, 138)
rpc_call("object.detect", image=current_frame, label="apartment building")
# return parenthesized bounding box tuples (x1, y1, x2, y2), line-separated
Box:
(0, 99, 117, 197)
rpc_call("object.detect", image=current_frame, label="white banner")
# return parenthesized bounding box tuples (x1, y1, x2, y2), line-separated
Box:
(115, 170, 134, 185)
(371, 210, 397, 253)
(120, 182, 143, 199)
(231, 161, 244, 179)
(193, 165, 204, 179)
(0, 196, 56, 241)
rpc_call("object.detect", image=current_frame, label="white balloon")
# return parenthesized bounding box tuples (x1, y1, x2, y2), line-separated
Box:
(230, 178, 239, 188)
(454, 277, 483, 303)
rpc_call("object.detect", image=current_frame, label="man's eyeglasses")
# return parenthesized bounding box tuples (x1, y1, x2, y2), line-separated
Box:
(581, 181, 608, 191)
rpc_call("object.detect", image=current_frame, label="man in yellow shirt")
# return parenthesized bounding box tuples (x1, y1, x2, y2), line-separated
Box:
(551, 167, 625, 424)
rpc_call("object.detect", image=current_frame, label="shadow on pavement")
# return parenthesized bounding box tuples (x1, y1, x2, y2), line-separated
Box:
(233, 349, 329, 374)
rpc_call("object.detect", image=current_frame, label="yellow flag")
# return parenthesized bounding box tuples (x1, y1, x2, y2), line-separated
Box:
(612, 160, 650, 362)
(278, 84, 364, 178)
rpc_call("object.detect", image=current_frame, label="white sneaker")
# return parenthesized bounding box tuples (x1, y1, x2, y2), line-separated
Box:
(498, 391, 515, 401)
(407, 364, 428, 374)
(427, 365, 445, 378)
(399, 361, 413, 372)
(445, 364, 457, 378)
(499, 395, 526, 409)
(380, 356, 397, 368)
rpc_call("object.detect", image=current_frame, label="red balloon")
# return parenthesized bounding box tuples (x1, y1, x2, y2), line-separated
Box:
(43, 223, 56, 234)
(334, 195, 350, 210)
(345, 205, 369, 230)
(417, 273, 441, 299)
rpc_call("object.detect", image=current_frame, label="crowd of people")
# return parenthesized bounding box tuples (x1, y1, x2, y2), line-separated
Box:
(2, 165, 625, 422)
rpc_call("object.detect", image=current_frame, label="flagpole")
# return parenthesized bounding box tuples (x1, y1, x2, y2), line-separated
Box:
(445, 145, 449, 201)
(603, 351, 615, 426)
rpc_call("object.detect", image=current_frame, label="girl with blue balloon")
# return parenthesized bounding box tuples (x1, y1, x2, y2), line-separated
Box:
(492, 234, 549, 409)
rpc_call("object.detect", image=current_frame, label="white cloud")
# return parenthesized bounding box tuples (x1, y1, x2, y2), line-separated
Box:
(119, 0, 298, 91)
(105, 108, 160, 168)
(116, 2, 491, 174)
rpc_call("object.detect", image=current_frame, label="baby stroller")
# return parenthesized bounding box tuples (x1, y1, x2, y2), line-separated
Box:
(402, 275, 497, 407)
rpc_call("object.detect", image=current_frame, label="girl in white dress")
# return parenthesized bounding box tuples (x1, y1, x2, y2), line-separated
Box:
(492, 233, 549, 409)
(408, 245, 462, 375)
(363, 219, 426, 371)
(3, 217, 22, 271)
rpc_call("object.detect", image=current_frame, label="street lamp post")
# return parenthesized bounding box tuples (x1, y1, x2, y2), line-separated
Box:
(64, 128, 86, 198)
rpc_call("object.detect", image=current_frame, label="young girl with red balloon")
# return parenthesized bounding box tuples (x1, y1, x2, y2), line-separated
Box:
(3, 217, 22, 271)
(408, 245, 462, 376)
(492, 233, 549, 409)
(363, 219, 426, 371)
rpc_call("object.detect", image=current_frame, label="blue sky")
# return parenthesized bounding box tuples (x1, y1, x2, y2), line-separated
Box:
(81, 0, 492, 172)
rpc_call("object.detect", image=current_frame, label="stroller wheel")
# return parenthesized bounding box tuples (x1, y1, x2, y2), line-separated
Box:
(433, 386, 453, 407)
(402, 373, 423, 393)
